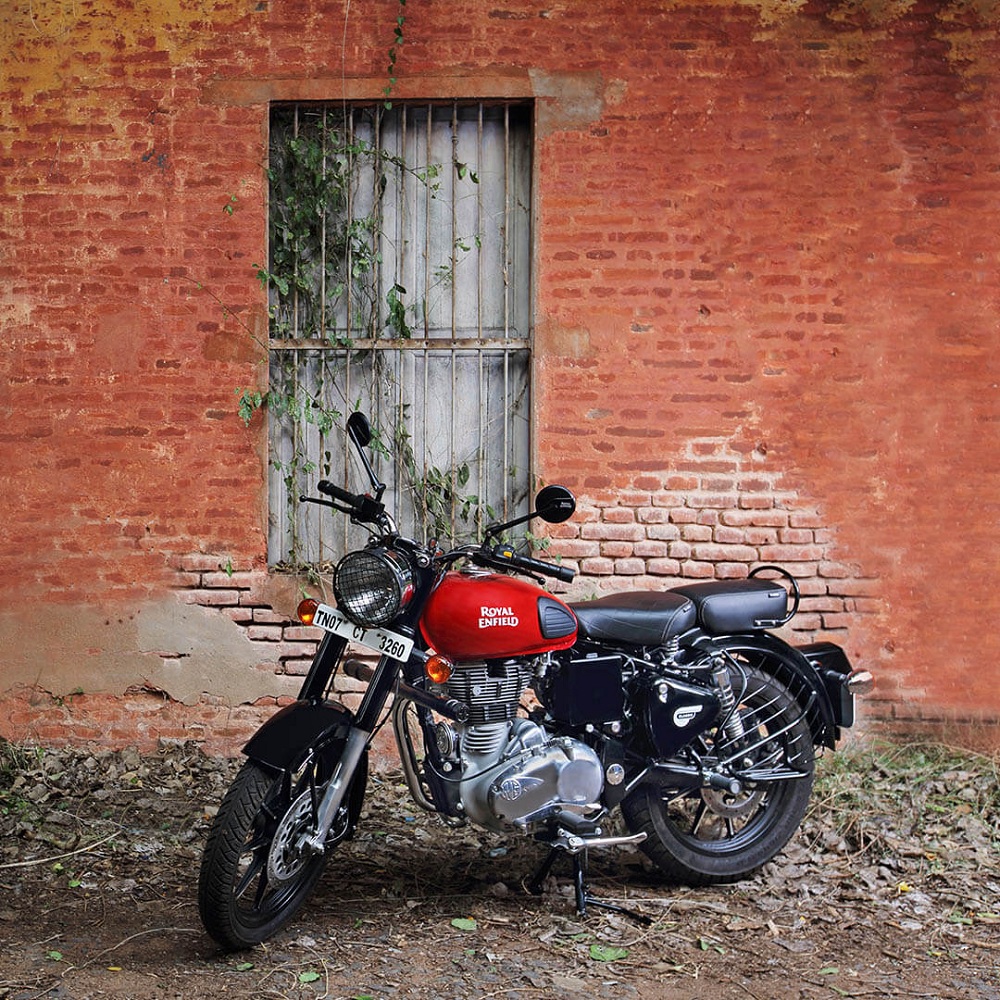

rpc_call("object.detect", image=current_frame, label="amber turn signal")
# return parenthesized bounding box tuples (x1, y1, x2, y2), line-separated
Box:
(425, 653, 453, 685)
(297, 598, 320, 626)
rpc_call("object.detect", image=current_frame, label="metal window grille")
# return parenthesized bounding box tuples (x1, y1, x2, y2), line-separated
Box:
(265, 102, 533, 566)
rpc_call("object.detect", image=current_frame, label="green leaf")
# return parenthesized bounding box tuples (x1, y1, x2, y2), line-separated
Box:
(589, 944, 629, 962)
(451, 917, 477, 931)
(696, 935, 726, 954)
(298, 970, 321, 983)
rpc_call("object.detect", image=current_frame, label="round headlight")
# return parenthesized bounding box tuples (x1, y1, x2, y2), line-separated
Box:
(334, 549, 414, 628)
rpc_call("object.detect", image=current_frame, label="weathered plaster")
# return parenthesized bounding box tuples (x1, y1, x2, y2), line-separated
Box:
(0, 595, 298, 707)
(529, 70, 606, 137)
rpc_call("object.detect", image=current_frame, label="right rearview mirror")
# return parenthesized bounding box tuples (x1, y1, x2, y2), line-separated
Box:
(535, 484, 576, 524)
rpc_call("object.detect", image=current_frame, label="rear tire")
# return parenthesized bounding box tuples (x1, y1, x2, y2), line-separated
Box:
(623, 661, 814, 884)
(199, 756, 361, 950)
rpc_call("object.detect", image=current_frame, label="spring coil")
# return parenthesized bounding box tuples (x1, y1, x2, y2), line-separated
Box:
(712, 657, 747, 744)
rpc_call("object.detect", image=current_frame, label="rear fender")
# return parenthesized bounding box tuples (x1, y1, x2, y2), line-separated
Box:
(708, 634, 840, 749)
(797, 641, 857, 731)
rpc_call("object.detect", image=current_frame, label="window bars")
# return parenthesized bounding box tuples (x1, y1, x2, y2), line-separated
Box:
(265, 102, 533, 566)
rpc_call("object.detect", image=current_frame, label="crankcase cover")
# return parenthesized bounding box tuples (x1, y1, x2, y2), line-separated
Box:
(421, 571, 578, 660)
(487, 739, 604, 827)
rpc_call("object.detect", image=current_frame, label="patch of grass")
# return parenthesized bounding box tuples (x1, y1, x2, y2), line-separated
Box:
(0, 738, 37, 789)
(809, 739, 1000, 860)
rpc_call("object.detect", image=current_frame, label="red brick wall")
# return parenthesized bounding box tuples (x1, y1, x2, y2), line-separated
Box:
(1, 1, 998, 749)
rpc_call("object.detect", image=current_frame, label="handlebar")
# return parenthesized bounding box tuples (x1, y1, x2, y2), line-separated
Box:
(311, 481, 575, 583)
(482, 544, 576, 584)
(317, 480, 366, 509)
(316, 480, 390, 529)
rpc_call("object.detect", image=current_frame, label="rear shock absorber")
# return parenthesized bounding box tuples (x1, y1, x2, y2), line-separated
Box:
(712, 654, 747, 744)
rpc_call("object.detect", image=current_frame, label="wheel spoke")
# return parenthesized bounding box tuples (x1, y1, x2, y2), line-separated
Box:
(251, 863, 271, 911)
(690, 798, 709, 837)
(233, 850, 265, 902)
(245, 826, 275, 854)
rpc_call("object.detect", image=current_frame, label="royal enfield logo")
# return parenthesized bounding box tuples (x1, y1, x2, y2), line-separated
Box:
(478, 605, 520, 629)
(497, 778, 523, 801)
(673, 705, 703, 728)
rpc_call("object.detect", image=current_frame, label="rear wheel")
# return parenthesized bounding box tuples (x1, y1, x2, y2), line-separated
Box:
(198, 754, 364, 950)
(623, 660, 814, 884)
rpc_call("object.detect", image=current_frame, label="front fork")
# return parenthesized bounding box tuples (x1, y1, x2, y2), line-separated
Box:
(301, 726, 369, 853)
(294, 631, 408, 855)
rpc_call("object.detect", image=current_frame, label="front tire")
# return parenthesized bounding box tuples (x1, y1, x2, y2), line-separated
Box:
(199, 755, 363, 950)
(623, 660, 814, 885)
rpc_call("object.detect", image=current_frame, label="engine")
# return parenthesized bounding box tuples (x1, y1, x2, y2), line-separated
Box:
(435, 660, 605, 832)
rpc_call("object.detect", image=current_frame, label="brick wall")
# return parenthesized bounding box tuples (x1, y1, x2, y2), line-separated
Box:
(2, 0, 999, 751)
(544, 435, 877, 638)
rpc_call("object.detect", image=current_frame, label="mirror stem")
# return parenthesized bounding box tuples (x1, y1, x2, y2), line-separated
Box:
(349, 424, 385, 499)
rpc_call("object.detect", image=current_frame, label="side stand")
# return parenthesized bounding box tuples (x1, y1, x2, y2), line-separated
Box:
(528, 845, 652, 925)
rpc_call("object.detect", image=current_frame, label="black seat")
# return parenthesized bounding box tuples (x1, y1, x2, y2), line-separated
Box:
(670, 579, 789, 632)
(570, 591, 697, 646)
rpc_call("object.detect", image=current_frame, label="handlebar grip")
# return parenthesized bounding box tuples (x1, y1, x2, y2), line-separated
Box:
(494, 546, 576, 583)
(317, 480, 364, 508)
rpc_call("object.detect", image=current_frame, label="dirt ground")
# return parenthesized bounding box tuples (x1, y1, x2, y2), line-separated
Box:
(1, 739, 998, 1000)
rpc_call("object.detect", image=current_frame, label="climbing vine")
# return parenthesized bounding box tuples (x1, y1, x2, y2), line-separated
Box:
(384, 0, 407, 107)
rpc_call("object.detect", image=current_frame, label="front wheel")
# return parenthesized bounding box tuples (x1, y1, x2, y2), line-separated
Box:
(198, 754, 364, 950)
(623, 660, 814, 885)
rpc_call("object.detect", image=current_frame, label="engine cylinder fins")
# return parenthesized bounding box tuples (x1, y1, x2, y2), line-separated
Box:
(461, 721, 510, 757)
(444, 660, 532, 726)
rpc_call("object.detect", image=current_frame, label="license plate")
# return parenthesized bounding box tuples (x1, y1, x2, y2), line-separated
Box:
(312, 603, 413, 662)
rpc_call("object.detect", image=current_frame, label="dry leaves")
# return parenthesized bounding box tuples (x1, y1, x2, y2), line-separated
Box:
(0, 736, 997, 1000)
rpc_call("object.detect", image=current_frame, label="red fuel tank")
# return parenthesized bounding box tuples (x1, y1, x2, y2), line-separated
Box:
(420, 571, 578, 661)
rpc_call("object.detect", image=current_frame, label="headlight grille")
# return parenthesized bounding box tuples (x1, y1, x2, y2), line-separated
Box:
(334, 549, 413, 628)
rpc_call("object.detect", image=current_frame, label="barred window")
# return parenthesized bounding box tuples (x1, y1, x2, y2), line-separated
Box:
(264, 102, 533, 567)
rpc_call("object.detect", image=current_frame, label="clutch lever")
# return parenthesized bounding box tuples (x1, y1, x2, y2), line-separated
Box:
(299, 494, 355, 515)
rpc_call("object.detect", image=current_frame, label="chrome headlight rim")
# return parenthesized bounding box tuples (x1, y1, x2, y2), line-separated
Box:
(333, 548, 414, 628)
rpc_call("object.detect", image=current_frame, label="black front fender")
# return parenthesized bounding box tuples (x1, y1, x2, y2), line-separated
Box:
(709, 634, 841, 749)
(243, 699, 356, 772)
(242, 699, 368, 843)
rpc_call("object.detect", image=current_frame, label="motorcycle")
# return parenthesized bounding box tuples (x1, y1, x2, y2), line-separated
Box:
(198, 411, 873, 950)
